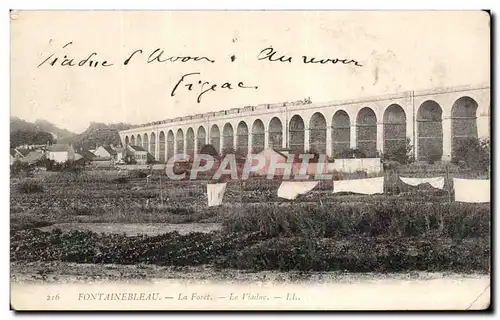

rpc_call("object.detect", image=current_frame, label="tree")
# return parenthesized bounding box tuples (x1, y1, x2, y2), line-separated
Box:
(10, 130, 54, 148)
(303, 149, 320, 163)
(199, 144, 219, 157)
(382, 138, 414, 165)
(452, 137, 490, 173)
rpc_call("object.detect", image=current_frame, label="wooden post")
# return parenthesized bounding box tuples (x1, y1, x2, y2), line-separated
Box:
(160, 173, 163, 206)
(446, 163, 452, 204)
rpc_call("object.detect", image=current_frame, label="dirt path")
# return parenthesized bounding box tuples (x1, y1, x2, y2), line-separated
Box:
(11, 261, 489, 284)
(38, 223, 223, 236)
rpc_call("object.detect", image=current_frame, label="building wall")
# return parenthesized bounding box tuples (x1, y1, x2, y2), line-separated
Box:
(119, 85, 490, 163)
(93, 146, 112, 158)
(49, 151, 68, 163)
(134, 151, 148, 165)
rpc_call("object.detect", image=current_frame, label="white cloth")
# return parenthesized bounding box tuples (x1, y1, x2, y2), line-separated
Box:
(333, 177, 384, 195)
(207, 183, 227, 207)
(453, 178, 490, 203)
(277, 181, 319, 200)
(400, 176, 445, 190)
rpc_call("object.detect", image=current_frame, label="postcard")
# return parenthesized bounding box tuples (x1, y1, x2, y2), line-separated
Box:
(10, 10, 490, 311)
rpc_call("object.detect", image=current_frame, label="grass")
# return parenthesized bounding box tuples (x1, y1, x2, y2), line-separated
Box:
(17, 180, 44, 194)
(223, 201, 490, 239)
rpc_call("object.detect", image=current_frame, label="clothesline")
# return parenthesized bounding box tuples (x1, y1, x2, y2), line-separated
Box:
(205, 177, 490, 206)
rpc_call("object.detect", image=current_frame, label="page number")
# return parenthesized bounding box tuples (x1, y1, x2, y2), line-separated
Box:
(47, 294, 60, 301)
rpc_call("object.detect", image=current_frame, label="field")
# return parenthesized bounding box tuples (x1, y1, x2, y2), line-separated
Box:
(10, 165, 491, 281)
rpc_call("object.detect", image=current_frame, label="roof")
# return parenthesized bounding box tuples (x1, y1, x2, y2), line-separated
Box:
(47, 144, 72, 152)
(79, 150, 97, 160)
(128, 145, 148, 152)
(20, 151, 45, 164)
(257, 147, 288, 159)
(101, 145, 117, 156)
(92, 156, 113, 161)
(16, 148, 32, 157)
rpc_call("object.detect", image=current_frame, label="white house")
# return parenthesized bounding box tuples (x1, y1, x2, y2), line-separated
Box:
(93, 145, 118, 164)
(126, 145, 149, 165)
(47, 144, 75, 163)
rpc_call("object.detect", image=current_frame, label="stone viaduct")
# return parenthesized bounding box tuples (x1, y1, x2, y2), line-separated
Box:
(119, 85, 490, 163)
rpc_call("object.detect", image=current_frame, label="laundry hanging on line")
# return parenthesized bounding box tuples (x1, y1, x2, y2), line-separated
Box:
(400, 176, 445, 190)
(453, 178, 490, 203)
(332, 177, 384, 195)
(207, 183, 227, 207)
(277, 181, 319, 200)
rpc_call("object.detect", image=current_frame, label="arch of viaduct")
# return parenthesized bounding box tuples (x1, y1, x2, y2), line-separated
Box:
(119, 85, 490, 163)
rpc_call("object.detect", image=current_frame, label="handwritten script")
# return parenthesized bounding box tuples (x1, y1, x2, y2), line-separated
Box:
(37, 42, 364, 103)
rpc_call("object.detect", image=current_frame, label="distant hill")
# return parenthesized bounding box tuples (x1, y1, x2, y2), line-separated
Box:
(69, 122, 133, 150)
(10, 117, 76, 141)
(10, 117, 132, 150)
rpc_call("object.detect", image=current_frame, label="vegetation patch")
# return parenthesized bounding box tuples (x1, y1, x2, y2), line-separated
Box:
(17, 180, 44, 194)
(224, 202, 490, 239)
(10, 229, 489, 273)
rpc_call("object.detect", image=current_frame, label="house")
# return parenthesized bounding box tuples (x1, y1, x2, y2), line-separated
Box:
(10, 148, 31, 165)
(94, 145, 118, 165)
(47, 144, 75, 163)
(126, 145, 149, 165)
(94, 145, 117, 159)
(80, 149, 97, 161)
(20, 150, 46, 165)
(74, 149, 96, 162)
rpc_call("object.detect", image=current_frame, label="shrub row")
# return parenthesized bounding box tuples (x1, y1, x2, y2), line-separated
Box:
(223, 201, 490, 239)
(10, 229, 266, 265)
(220, 236, 490, 272)
(10, 229, 489, 272)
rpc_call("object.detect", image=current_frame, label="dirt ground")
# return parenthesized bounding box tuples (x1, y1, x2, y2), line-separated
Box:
(38, 222, 223, 236)
(10, 261, 489, 285)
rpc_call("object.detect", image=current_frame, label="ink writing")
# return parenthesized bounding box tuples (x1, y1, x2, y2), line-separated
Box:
(37, 42, 114, 68)
(257, 46, 363, 67)
(124, 49, 215, 65)
(171, 72, 258, 103)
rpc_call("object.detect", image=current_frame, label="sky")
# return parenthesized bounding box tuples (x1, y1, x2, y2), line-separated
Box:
(10, 11, 490, 133)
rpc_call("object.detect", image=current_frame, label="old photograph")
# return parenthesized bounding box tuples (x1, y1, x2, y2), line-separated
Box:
(9, 10, 491, 310)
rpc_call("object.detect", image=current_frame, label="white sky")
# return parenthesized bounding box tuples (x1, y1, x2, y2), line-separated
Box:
(10, 11, 490, 133)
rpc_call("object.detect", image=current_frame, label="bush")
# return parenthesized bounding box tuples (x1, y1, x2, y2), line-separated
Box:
(427, 153, 442, 165)
(199, 144, 219, 157)
(41, 159, 87, 173)
(112, 177, 129, 184)
(451, 138, 490, 173)
(10, 160, 33, 177)
(221, 147, 236, 157)
(383, 138, 414, 164)
(220, 236, 490, 272)
(130, 169, 148, 178)
(17, 180, 44, 194)
(338, 148, 366, 159)
(223, 202, 490, 239)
